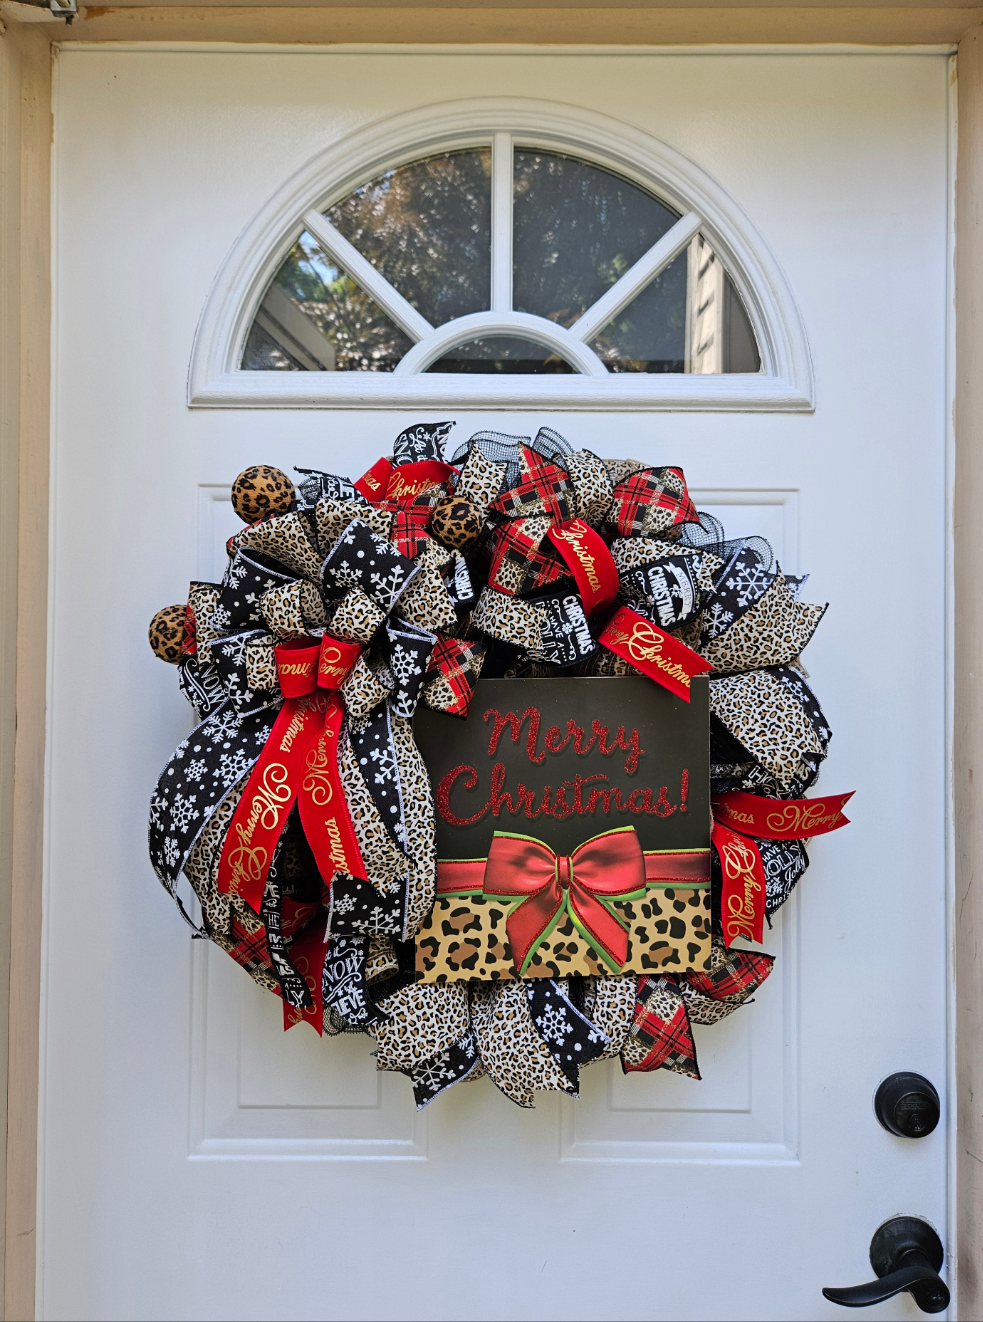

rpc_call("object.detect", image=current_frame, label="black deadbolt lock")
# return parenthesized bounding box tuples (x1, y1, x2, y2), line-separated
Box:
(874, 1072, 940, 1138)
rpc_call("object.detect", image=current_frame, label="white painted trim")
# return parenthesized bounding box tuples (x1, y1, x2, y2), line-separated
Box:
(393, 310, 609, 376)
(188, 96, 815, 411)
(490, 131, 512, 314)
(200, 368, 800, 411)
(569, 210, 701, 343)
(301, 209, 432, 343)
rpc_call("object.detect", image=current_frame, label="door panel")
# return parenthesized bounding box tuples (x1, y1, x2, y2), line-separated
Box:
(42, 49, 950, 1320)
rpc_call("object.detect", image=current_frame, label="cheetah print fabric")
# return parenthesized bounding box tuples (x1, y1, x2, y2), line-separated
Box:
(701, 574, 826, 674)
(148, 605, 187, 664)
(188, 582, 222, 661)
(565, 448, 614, 527)
(369, 981, 470, 1070)
(590, 976, 637, 1057)
(243, 633, 278, 694)
(229, 509, 321, 580)
(341, 655, 393, 720)
(230, 464, 294, 521)
(454, 445, 508, 509)
(315, 495, 391, 555)
(390, 714, 437, 939)
(603, 457, 648, 485)
(259, 581, 308, 639)
(396, 560, 458, 632)
(710, 668, 827, 790)
(183, 783, 242, 940)
(328, 586, 386, 643)
(471, 587, 543, 652)
(415, 886, 712, 982)
(338, 728, 410, 893)
(471, 980, 574, 1107)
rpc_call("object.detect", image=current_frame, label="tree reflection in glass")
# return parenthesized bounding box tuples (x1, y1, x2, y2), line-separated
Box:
(326, 149, 492, 328)
(241, 231, 412, 372)
(512, 150, 679, 328)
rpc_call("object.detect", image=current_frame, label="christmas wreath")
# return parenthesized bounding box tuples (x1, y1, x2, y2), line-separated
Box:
(148, 424, 852, 1109)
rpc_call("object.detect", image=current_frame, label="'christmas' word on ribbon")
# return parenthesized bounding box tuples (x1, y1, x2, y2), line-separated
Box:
(713, 789, 854, 839)
(599, 605, 713, 701)
(546, 518, 619, 615)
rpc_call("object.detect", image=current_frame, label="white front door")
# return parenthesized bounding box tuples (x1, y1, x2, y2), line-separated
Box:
(41, 48, 951, 1320)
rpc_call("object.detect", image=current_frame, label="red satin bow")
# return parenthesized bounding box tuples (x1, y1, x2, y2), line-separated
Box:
(482, 826, 647, 975)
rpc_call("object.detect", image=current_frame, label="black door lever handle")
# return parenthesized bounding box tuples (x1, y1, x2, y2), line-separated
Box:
(822, 1217, 949, 1314)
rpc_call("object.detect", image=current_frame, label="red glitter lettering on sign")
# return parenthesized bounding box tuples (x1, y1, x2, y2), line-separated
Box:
(484, 707, 546, 764)
(566, 719, 597, 755)
(437, 765, 489, 826)
(544, 724, 571, 754)
(435, 765, 690, 825)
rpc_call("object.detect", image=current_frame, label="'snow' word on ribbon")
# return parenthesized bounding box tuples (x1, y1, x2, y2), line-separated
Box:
(481, 826, 648, 975)
(713, 789, 854, 839)
(599, 605, 713, 701)
(216, 637, 365, 911)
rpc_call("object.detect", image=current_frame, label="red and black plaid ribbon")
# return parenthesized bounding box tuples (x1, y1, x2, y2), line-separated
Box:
(686, 944, 774, 1001)
(625, 973, 701, 1078)
(608, 467, 699, 539)
(422, 636, 487, 717)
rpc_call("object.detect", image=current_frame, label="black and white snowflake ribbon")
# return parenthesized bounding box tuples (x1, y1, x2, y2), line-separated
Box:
(526, 979, 609, 1091)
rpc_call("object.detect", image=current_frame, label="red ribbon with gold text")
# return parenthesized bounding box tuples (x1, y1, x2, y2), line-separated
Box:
(480, 826, 648, 975)
(354, 457, 456, 504)
(713, 789, 854, 839)
(711, 792, 854, 946)
(216, 635, 364, 911)
(712, 820, 767, 947)
(546, 518, 619, 615)
(599, 605, 713, 701)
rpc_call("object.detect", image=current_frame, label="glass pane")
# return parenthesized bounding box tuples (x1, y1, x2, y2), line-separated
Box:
(426, 336, 575, 374)
(590, 236, 761, 374)
(325, 149, 491, 329)
(512, 150, 679, 329)
(241, 231, 413, 373)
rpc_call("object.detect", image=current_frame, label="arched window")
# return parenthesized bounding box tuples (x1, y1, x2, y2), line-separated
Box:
(190, 103, 813, 410)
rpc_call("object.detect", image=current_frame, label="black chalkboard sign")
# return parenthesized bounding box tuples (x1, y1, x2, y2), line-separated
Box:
(414, 676, 709, 859)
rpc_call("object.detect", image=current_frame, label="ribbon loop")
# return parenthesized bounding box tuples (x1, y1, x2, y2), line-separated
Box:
(483, 827, 647, 975)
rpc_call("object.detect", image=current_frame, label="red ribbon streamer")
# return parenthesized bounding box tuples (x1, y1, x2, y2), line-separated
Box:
(217, 636, 365, 908)
(547, 519, 619, 615)
(354, 457, 393, 502)
(216, 691, 332, 910)
(712, 821, 767, 946)
(599, 605, 713, 701)
(317, 636, 362, 690)
(298, 694, 366, 887)
(281, 913, 328, 1035)
(713, 789, 854, 840)
(481, 826, 648, 974)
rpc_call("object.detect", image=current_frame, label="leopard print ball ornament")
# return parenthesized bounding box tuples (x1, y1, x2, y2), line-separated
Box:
(148, 604, 187, 664)
(429, 495, 483, 550)
(231, 465, 295, 523)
